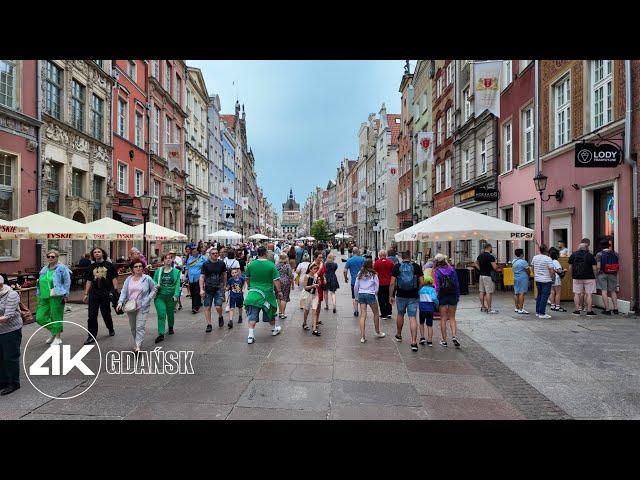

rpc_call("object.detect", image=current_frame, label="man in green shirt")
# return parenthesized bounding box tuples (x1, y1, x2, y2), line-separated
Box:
(244, 246, 284, 344)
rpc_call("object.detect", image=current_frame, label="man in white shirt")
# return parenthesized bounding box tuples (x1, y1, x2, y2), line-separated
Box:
(531, 244, 556, 319)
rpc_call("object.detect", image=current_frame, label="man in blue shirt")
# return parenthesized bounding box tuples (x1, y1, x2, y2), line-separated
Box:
(343, 247, 365, 317)
(186, 245, 206, 314)
(387, 247, 400, 265)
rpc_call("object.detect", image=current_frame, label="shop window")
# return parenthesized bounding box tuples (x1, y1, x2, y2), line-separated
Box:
(0, 152, 17, 259)
(593, 186, 615, 253)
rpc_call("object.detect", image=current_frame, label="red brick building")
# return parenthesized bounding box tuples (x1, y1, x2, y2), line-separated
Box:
(111, 60, 148, 259)
(396, 68, 414, 252)
(432, 60, 455, 217)
(0, 60, 40, 272)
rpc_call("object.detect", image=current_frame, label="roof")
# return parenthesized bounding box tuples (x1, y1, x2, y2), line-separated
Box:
(387, 114, 401, 145)
(220, 114, 236, 131)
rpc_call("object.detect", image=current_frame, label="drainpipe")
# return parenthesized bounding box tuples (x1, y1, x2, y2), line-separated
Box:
(35, 60, 42, 270)
(624, 60, 638, 313)
(534, 60, 543, 248)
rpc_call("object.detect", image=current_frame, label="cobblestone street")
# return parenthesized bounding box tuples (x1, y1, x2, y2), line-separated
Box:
(4, 257, 638, 420)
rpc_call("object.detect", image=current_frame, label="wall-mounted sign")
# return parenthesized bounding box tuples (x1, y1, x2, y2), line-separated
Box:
(460, 189, 475, 202)
(119, 198, 134, 207)
(575, 143, 622, 167)
(474, 187, 499, 201)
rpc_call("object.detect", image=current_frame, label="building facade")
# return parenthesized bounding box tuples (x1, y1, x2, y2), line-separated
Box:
(282, 188, 300, 240)
(376, 105, 400, 251)
(397, 65, 414, 253)
(208, 94, 223, 235)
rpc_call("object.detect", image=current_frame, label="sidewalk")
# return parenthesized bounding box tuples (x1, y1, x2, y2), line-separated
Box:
(1, 256, 636, 419)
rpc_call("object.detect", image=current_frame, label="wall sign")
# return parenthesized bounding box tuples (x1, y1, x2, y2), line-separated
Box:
(575, 143, 622, 167)
(460, 189, 475, 202)
(474, 187, 500, 201)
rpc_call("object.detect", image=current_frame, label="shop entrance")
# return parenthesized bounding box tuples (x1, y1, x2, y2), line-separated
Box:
(593, 186, 615, 254)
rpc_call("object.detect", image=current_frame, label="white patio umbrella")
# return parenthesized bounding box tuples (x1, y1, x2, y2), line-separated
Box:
(248, 233, 269, 240)
(334, 233, 353, 239)
(0, 219, 29, 239)
(131, 222, 187, 241)
(208, 229, 242, 241)
(304, 236, 316, 241)
(10, 211, 89, 239)
(394, 207, 535, 242)
(85, 217, 141, 241)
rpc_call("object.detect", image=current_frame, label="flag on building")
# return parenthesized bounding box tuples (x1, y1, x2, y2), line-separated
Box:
(473, 61, 502, 118)
(165, 143, 182, 171)
(416, 132, 434, 164)
(389, 163, 399, 178)
(241, 197, 249, 210)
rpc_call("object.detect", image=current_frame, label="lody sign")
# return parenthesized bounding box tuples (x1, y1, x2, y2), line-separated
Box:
(575, 143, 622, 168)
(474, 187, 499, 201)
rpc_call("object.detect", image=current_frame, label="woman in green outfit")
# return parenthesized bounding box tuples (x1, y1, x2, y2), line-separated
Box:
(153, 252, 182, 344)
(36, 250, 72, 345)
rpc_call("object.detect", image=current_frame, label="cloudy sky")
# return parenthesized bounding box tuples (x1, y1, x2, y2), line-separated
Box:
(188, 60, 413, 211)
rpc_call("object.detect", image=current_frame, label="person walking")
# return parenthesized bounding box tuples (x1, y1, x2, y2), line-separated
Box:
(532, 244, 556, 319)
(276, 253, 294, 320)
(418, 275, 439, 347)
(596, 239, 620, 315)
(511, 248, 530, 314)
(323, 253, 340, 313)
(344, 247, 365, 317)
(35, 249, 71, 345)
(374, 249, 394, 319)
(387, 248, 399, 265)
(83, 247, 118, 345)
(287, 244, 297, 270)
(226, 267, 245, 328)
(199, 248, 228, 331)
(548, 247, 567, 312)
(300, 263, 321, 335)
(389, 250, 424, 352)
(568, 242, 597, 316)
(474, 244, 499, 314)
(244, 246, 284, 344)
(354, 258, 386, 343)
(223, 250, 241, 313)
(186, 244, 206, 314)
(432, 254, 461, 348)
(117, 260, 156, 352)
(0, 275, 23, 395)
(295, 241, 305, 267)
(152, 252, 181, 343)
(296, 252, 311, 292)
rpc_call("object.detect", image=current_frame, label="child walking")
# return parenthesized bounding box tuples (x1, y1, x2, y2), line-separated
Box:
(418, 275, 439, 347)
(226, 268, 245, 328)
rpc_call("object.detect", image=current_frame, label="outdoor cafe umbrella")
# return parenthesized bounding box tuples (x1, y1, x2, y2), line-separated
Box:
(131, 222, 187, 241)
(84, 217, 142, 241)
(208, 229, 242, 241)
(248, 233, 269, 240)
(9, 210, 89, 240)
(334, 232, 353, 239)
(0, 219, 29, 240)
(394, 207, 535, 243)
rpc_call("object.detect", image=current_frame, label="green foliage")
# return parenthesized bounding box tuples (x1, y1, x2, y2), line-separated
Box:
(310, 219, 330, 241)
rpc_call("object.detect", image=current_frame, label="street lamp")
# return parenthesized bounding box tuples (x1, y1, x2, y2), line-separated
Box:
(139, 193, 154, 261)
(372, 210, 380, 260)
(533, 172, 564, 245)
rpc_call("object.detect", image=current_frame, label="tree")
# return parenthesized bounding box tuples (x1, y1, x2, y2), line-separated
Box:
(310, 219, 330, 241)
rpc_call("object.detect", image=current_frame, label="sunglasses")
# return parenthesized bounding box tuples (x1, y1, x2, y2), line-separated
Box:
(133, 265, 144, 268)
(47, 255, 57, 259)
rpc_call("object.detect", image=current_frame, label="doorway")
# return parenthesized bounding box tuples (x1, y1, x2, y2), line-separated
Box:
(71, 211, 86, 266)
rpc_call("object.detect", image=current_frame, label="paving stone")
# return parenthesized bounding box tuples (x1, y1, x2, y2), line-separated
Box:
(334, 360, 410, 384)
(403, 358, 479, 375)
(21, 413, 123, 420)
(151, 375, 251, 405)
(331, 380, 422, 407)
(254, 362, 297, 381)
(190, 353, 264, 377)
(420, 396, 525, 420)
(0, 410, 31, 420)
(228, 407, 327, 420)
(290, 364, 333, 382)
(329, 404, 430, 420)
(0, 378, 85, 412)
(237, 380, 331, 411)
(409, 372, 503, 399)
(126, 402, 232, 420)
(267, 348, 334, 365)
(335, 345, 401, 363)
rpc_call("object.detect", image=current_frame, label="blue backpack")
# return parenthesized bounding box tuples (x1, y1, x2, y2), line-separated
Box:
(397, 262, 417, 290)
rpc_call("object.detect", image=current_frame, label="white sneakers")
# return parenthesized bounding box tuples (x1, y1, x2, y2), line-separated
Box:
(516, 309, 529, 314)
(247, 336, 255, 344)
(46, 335, 55, 344)
(271, 325, 282, 336)
(374, 332, 386, 338)
(536, 314, 552, 319)
(360, 337, 366, 343)
(51, 337, 62, 346)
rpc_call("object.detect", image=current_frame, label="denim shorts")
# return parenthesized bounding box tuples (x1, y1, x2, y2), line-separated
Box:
(358, 293, 377, 305)
(396, 297, 418, 317)
(438, 294, 459, 307)
(203, 288, 224, 307)
(245, 304, 274, 323)
(229, 296, 243, 308)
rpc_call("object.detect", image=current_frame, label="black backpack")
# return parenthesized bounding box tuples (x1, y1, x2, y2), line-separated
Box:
(438, 270, 457, 296)
(571, 251, 591, 277)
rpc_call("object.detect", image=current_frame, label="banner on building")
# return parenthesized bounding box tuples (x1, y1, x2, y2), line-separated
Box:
(358, 193, 367, 206)
(165, 143, 182, 171)
(473, 61, 502, 118)
(389, 163, 399, 178)
(416, 132, 434, 164)
(222, 185, 229, 196)
(241, 197, 249, 210)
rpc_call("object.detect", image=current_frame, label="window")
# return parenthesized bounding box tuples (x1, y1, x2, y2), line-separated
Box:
(151, 60, 159, 79)
(93, 176, 102, 220)
(503, 122, 513, 172)
(72, 169, 83, 197)
(117, 98, 127, 138)
(94, 60, 104, 69)
(463, 87, 471, 122)
(435, 163, 442, 193)
(135, 169, 144, 197)
(152, 106, 160, 153)
(91, 94, 104, 141)
(165, 62, 172, 92)
(47, 162, 60, 213)
(554, 76, 571, 147)
(175, 126, 181, 145)
(446, 62, 453, 85)
(0, 60, 16, 109)
(446, 108, 453, 138)
(591, 60, 613, 130)
(502, 60, 512, 90)
(519, 60, 532, 71)
(128, 60, 136, 81)
(186, 89, 191, 111)
(478, 138, 487, 175)
(194, 98, 199, 123)
(165, 116, 172, 145)
(71, 79, 85, 130)
(45, 61, 62, 119)
(437, 117, 444, 145)
(522, 107, 534, 164)
(462, 149, 471, 182)
(0, 152, 17, 258)
(503, 207, 513, 261)
(445, 157, 451, 189)
(175, 76, 182, 105)
(436, 76, 443, 97)
(135, 111, 143, 148)
(117, 162, 128, 193)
